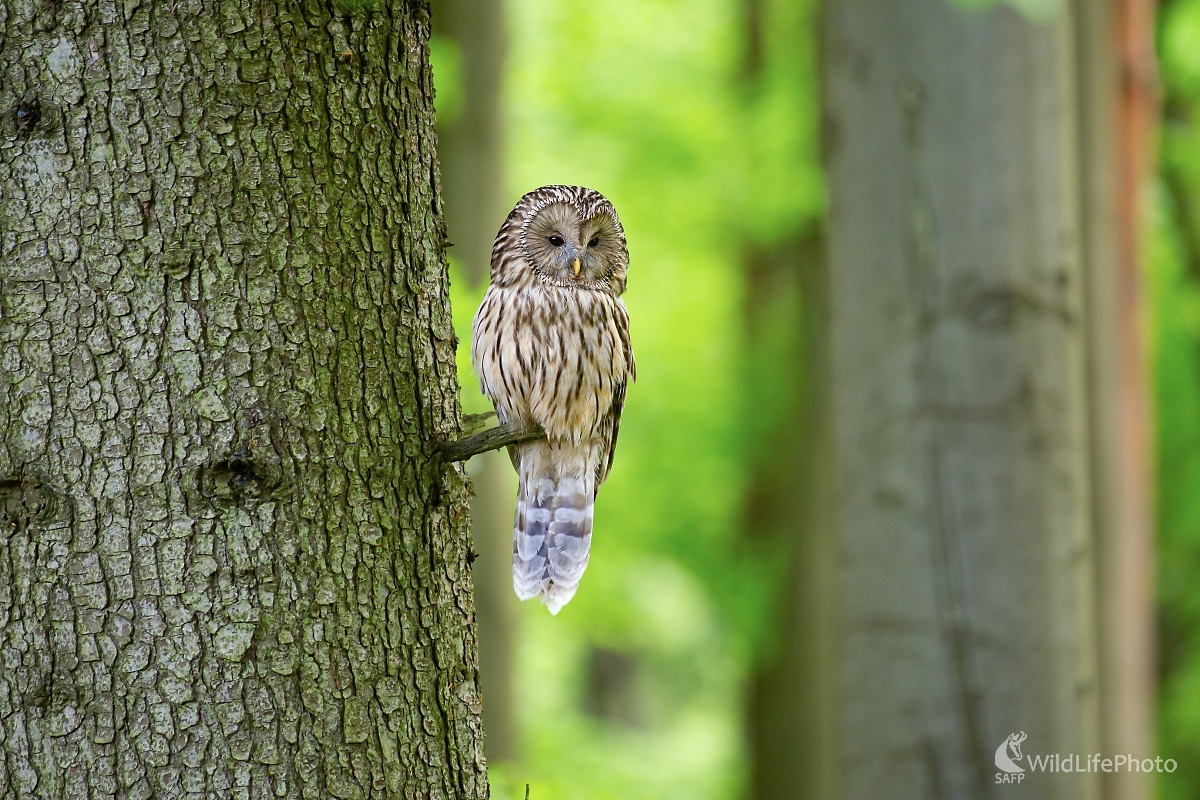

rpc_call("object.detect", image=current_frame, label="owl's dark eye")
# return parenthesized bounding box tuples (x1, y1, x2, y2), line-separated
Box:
(548, 235, 565, 247)
(588, 237, 599, 248)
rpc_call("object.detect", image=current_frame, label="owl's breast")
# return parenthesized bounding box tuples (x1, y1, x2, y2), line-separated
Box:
(471, 286, 630, 443)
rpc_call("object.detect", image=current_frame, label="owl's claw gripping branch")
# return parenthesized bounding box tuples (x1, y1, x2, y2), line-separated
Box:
(436, 421, 547, 463)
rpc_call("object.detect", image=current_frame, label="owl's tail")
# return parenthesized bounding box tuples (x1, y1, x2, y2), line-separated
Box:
(512, 441, 596, 615)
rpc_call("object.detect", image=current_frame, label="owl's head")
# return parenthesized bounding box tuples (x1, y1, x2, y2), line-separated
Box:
(491, 185, 628, 294)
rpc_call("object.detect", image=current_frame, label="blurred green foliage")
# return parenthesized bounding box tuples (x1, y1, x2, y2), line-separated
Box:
(1156, 1, 1200, 797)
(429, 36, 465, 125)
(436, 0, 821, 797)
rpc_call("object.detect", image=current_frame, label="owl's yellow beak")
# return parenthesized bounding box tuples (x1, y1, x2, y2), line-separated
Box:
(572, 258, 581, 276)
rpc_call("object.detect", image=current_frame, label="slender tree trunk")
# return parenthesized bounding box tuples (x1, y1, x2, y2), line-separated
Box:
(431, 0, 505, 288)
(0, 1, 486, 798)
(737, 2, 837, 797)
(430, 0, 516, 765)
(1074, 1, 1157, 798)
(742, 234, 839, 800)
(819, 0, 1149, 797)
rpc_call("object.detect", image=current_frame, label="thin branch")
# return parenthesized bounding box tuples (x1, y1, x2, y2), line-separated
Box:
(437, 421, 546, 462)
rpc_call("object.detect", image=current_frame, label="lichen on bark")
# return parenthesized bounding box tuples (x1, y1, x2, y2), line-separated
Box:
(0, 0, 486, 798)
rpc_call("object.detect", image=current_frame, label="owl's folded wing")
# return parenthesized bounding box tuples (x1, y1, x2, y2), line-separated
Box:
(595, 306, 635, 491)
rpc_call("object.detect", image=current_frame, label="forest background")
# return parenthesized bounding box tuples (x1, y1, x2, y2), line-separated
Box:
(428, 0, 1200, 798)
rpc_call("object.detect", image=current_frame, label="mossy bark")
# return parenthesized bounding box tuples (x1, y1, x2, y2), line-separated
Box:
(0, 1, 486, 798)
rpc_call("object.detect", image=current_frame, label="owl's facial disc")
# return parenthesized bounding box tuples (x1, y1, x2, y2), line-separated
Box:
(578, 213, 620, 280)
(524, 201, 622, 286)
(524, 202, 583, 283)
(520, 199, 624, 286)
(524, 202, 575, 280)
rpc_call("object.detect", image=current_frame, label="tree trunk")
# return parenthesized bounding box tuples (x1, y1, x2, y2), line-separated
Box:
(742, 234, 839, 800)
(0, 1, 486, 798)
(430, 0, 516, 765)
(431, 0, 506, 288)
(1074, 1, 1157, 798)
(819, 0, 1150, 797)
(736, 3, 838, 797)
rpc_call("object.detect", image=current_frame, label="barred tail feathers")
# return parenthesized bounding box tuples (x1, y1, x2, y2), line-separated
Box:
(512, 466, 554, 602)
(512, 441, 597, 614)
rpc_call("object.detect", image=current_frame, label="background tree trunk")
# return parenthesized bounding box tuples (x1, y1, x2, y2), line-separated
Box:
(430, 0, 517, 766)
(0, 1, 486, 798)
(820, 0, 1153, 797)
(737, 4, 838, 799)
(1074, 1, 1158, 798)
(431, 0, 506, 289)
(741, 234, 839, 800)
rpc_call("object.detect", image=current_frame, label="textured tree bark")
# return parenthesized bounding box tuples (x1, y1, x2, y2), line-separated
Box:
(819, 1, 1146, 797)
(429, 0, 516, 766)
(0, 1, 487, 798)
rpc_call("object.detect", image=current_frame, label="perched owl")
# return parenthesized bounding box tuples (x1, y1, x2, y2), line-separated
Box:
(471, 186, 635, 614)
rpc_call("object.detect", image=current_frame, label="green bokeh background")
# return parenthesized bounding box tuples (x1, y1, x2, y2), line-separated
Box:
(434, 0, 1200, 796)
(1155, 1, 1200, 797)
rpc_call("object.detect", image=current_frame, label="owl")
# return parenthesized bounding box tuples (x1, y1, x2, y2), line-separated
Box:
(471, 185, 635, 614)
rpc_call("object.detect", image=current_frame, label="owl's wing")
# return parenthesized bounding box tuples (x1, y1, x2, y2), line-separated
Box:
(595, 380, 625, 492)
(595, 308, 636, 491)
